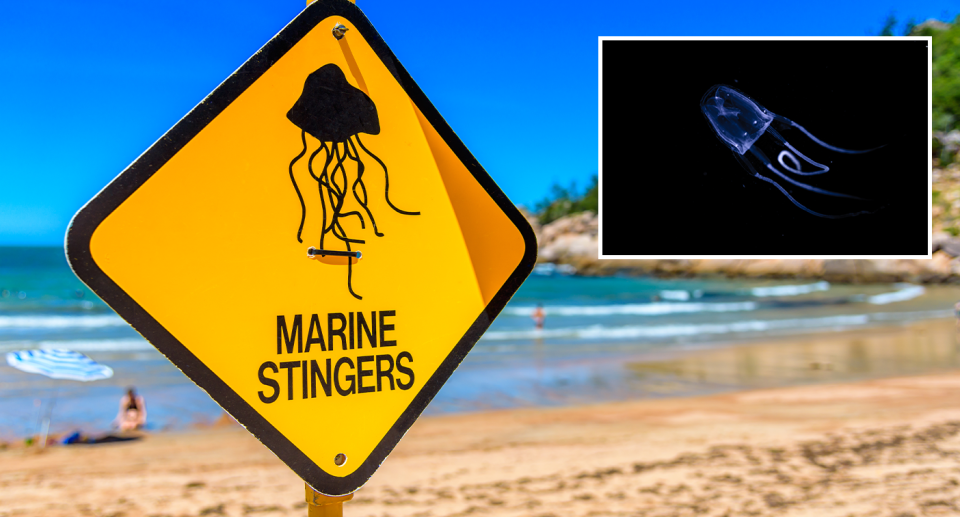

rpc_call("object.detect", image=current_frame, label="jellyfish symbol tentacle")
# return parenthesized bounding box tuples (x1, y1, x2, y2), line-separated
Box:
(355, 134, 421, 216)
(310, 145, 329, 242)
(288, 130, 309, 243)
(701, 84, 884, 219)
(345, 136, 384, 237)
(309, 142, 332, 249)
(286, 63, 420, 300)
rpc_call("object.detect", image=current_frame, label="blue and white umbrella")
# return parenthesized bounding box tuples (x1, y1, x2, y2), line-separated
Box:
(6, 349, 113, 381)
(5, 349, 113, 447)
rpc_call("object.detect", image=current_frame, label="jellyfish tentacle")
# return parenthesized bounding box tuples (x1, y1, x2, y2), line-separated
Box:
(339, 211, 366, 229)
(336, 143, 350, 202)
(331, 221, 365, 245)
(342, 239, 361, 301)
(346, 136, 384, 237)
(748, 146, 864, 199)
(765, 127, 830, 175)
(773, 115, 884, 154)
(355, 134, 420, 216)
(317, 142, 334, 188)
(322, 143, 345, 248)
(289, 130, 309, 243)
(320, 142, 348, 250)
(315, 143, 332, 250)
(328, 143, 347, 198)
(734, 154, 873, 219)
(764, 163, 866, 201)
(777, 147, 829, 176)
(322, 143, 367, 248)
(306, 144, 326, 181)
(306, 143, 330, 247)
(753, 173, 876, 219)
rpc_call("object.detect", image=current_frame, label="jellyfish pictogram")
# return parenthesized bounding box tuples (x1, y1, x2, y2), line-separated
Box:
(287, 64, 419, 300)
(701, 85, 884, 219)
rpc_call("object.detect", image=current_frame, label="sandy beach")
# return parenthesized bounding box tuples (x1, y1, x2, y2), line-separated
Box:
(3, 321, 960, 516)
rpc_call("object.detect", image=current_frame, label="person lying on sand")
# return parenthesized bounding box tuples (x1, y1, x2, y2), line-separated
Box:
(62, 431, 141, 445)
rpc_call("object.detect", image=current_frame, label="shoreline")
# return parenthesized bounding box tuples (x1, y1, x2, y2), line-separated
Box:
(2, 316, 958, 441)
(4, 324, 960, 515)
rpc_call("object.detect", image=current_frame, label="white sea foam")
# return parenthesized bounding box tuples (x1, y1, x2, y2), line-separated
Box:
(872, 309, 954, 321)
(660, 290, 688, 301)
(39, 339, 153, 352)
(749, 281, 830, 297)
(0, 315, 128, 329)
(504, 301, 757, 317)
(0, 338, 153, 353)
(481, 314, 873, 341)
(867, 284, 925, 305)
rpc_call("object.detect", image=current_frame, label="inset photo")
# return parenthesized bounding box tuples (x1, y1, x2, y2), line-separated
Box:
(599, 37, 931, 258)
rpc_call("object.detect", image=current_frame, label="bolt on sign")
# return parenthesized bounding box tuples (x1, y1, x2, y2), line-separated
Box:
(66, 0, 536, 496)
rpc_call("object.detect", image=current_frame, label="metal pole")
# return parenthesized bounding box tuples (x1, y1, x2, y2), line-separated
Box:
(305, 484, 353, 517)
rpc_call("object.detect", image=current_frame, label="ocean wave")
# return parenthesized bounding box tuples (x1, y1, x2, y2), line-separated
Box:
(659, 289, 703, 301)
(0, 314, 128, 329)
(481, 314, 876, 341)
(867, 284, 925, 305)
(0, 338, 154, 353)
(872, 309, 954, 321)
(504, 301, 757, 317)
(749, 281, 830, 297)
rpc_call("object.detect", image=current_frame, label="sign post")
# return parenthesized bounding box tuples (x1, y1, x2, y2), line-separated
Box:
(306, 487, 353, 516)
(66, 0, 536, 504)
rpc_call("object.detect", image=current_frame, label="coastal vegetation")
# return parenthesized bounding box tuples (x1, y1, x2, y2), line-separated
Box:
(905, 16, 960, 132)
(533, 174, 598, 224)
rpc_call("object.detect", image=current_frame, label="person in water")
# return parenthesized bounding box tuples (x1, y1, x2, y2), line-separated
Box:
(532, 304, 545, 330)
(116, 387, 146, 431)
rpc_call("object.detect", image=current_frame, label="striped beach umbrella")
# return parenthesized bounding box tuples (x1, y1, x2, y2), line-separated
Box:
(6, 349, 113, 381)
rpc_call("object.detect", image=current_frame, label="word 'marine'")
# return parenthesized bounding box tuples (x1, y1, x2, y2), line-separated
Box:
(277, 310, 398, 353)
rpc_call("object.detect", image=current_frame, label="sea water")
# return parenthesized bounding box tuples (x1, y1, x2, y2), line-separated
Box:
(1, 246, 958, 438)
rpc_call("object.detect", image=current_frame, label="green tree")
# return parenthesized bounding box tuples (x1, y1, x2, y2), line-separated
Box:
(534, 175, 598, 225)
(879, 13, 898, 36)
(923, 18, 960, 131)
(885, 14, 960, 131)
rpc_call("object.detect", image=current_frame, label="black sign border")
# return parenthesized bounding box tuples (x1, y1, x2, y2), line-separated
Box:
(65, 0, 537, 496)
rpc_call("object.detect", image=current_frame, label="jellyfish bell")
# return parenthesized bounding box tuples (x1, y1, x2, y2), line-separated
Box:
(287, 64, 380, 142)
(700, 85, 773, 155)
(700, 84, 882, 219)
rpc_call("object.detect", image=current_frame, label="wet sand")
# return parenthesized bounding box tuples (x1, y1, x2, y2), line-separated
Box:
(3, 321, 960, 517)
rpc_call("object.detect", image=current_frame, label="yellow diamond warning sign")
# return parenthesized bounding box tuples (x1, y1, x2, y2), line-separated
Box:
(66, 0, 536, 496)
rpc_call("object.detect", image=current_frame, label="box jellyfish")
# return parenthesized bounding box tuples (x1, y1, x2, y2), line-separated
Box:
(287, 64, 419, 300)
(700, 85, 882, 219)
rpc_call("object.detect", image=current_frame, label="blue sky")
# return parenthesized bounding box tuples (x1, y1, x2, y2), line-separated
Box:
(0, 0, 955, 245)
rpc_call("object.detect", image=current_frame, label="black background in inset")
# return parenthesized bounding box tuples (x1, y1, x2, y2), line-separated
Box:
(601, 40, 929, 256)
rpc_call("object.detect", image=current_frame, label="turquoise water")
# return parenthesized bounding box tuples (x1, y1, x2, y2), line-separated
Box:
(1, 246, 958, 438)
